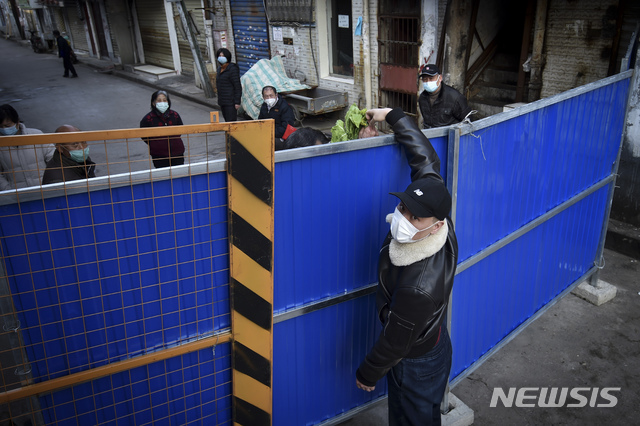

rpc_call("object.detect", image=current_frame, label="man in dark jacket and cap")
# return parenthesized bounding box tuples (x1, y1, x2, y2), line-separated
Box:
(418, 64, 470, 129)
(356, 107, 458, 426)
(258, 86, 296, 140)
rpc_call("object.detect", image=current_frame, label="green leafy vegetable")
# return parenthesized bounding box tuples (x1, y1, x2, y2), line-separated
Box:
(331, 119, 348, 142)
(330, 104, 369, 142)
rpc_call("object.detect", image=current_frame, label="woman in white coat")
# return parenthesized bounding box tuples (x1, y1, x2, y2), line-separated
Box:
(0, 104, 55, 190)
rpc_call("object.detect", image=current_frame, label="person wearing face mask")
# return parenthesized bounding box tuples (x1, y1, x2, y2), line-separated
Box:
(356, 107, 458, 426)
(418, 64, 471, 129)
(42, 125, 96, 185)
(257, 86, 296, 140)
(139, 90, 185, 168)
(0, 104, 55, 190)
(215, 48, 242, 122)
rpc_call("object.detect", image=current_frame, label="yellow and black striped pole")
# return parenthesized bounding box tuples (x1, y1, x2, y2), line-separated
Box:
(226, 120, 275, 426)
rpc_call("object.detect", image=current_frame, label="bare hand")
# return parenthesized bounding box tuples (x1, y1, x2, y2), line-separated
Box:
(356, 378, 375, 392)
(366, 108, 392, 124)
(235, 104, 240, 110)
(358, 122, 379, 139)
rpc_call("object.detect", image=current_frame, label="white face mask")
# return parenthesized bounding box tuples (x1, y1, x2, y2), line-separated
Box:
(155, 102, 169, 113)
(423, 80, 439, 93)
(390, 207, 439, 244)
(265, 97, 277, 108)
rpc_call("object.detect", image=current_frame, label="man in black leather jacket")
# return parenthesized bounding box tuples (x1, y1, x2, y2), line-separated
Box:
(356, 107, 458, 426)
(419, 64, 471, 129)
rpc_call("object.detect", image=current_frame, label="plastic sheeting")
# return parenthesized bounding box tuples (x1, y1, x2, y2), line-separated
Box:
(240, 56, 310, 120)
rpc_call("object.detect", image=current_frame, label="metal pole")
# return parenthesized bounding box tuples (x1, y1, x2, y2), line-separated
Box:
(441, 126, 460, 414)
(588, 49, 639, 286)
(174, 0, 216, 98)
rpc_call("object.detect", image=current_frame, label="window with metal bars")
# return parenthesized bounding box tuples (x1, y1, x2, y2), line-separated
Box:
(380, 90, 418, 118)
(378, 15, 420, 121)
(378, 16, 420, 66)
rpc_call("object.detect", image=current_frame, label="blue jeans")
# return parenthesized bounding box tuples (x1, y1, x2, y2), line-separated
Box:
(387, 327, 452, 426)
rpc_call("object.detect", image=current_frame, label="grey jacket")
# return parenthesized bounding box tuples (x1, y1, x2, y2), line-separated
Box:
(0, 124, 55, 190)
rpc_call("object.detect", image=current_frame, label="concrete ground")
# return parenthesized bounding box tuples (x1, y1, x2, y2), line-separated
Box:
(340, 247, 639, 425)
(3, 37, 640, 426)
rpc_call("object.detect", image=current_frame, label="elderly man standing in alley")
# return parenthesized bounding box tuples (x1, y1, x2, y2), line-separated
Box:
(42, 125, 95, 184)
(418, 64, 471, 129)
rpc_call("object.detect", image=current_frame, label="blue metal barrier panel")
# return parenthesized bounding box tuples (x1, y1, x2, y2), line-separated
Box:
(455, 78, 629, 262)
(272, 135, 448, 425)
(273, 296, 386, 426)
(0, 171, 232, 424)
(451, 186, 609, 378)
(450, 75, 629, 378)
(273, 136, 449, 313)
(38, 344, 231, 426)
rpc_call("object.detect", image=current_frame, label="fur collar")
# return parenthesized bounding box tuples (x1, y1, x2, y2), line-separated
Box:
(385, 214, 449, 267)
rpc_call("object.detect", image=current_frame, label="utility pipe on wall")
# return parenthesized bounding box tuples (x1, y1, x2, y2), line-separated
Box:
(363, 0, 372, 109)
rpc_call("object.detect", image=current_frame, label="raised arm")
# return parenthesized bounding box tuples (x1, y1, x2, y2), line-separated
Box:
(367, 107, 443, 183)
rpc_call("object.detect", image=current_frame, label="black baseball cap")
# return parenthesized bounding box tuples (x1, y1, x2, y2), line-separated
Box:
(419, 64, 440, 77)
(390, 177, 451, 220)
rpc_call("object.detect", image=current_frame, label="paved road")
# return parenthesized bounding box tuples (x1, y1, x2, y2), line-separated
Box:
(0, 38, 225, 176)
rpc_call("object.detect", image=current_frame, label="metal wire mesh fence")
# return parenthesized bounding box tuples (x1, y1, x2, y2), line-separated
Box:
(1, 345, 231, 425)
(0, 114, 242, 425)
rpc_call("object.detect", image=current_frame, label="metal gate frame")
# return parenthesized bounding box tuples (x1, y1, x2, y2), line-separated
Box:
(446, 69, 633, 387)
(0, 114, 276, 425)
(269, 69, 632, 425)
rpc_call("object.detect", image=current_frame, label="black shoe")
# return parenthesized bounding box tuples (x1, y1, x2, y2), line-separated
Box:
(71, 75, 78, 78)
(63, 75, 69, 78)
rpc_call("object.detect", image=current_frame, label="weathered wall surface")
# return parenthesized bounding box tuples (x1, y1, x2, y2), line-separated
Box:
(468, 0, 503, 65)
(269, 25, 319, 86)
(612, 41, 640, 226)
(267, 0, 377, 110)
(541, 0, 619, 98)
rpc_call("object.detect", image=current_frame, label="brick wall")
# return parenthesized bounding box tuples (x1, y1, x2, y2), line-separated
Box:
(541, 0, 619, 98)
(269, 26, 320, 87)
(268, 0, 378, 111)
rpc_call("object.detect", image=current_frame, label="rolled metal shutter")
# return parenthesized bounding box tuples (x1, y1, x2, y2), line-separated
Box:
(230, 0, 270, 75)
(63, 0, 89, 52)
(103, 3, 119, 59)
(135, 0, 173, 69)
(52, 7, 66, 33)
